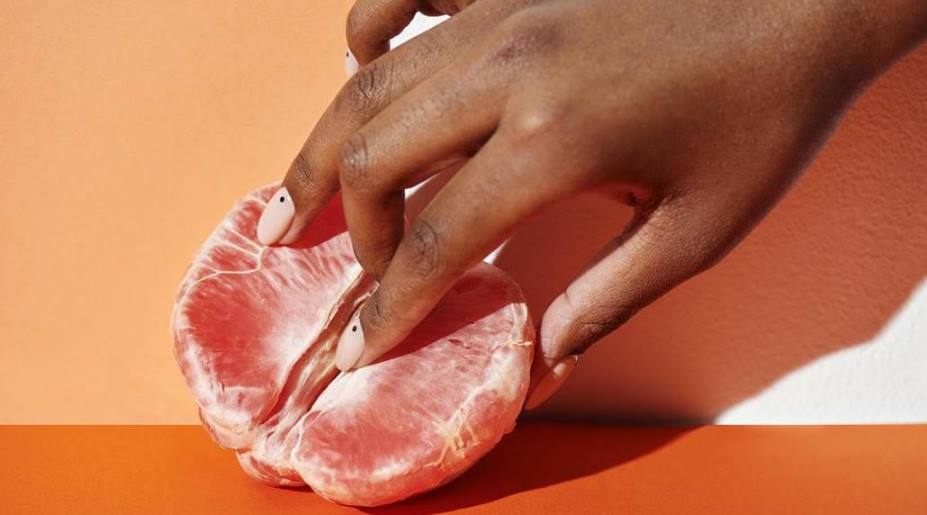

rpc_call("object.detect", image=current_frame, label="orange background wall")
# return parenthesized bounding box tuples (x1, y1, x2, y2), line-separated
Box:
(1, 1, 925, 423)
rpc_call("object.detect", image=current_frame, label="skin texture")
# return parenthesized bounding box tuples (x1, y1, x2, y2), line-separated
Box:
(264, 0, 927, 405)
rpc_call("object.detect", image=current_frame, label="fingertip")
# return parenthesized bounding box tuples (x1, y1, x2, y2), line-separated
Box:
(278, 217, 305, 245)
(334, 295, 391, 372)
(345, 49, 359, 77)
(353, 328, 387, 369)
(335, 309, 365, 371)
(538, 292, 575, 358)
(256, 187, 295, 245)
(524, 355, 578, 411)
(351, 293, 403, 370)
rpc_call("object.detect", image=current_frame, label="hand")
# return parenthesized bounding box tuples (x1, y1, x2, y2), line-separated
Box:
(256, 0, 927, 409)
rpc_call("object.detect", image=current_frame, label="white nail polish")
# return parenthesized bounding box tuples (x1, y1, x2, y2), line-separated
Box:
(524, 355, 579, 410)
(257, 187, 295, 245)
(335, 311, 365, 371)
(345, 49, 359, 77)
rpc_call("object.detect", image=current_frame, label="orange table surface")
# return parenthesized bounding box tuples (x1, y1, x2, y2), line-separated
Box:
(2, 423, 924, 514)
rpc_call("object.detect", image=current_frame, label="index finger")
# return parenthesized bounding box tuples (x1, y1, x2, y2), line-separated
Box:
(257, 0, 530, 246)
(257, 10, 463, 246)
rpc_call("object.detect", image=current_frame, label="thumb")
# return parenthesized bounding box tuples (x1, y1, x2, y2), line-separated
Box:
(524, 199, 730, 410)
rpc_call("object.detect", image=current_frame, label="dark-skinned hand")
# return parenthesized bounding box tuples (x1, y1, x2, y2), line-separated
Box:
(256, 0, 927, 408)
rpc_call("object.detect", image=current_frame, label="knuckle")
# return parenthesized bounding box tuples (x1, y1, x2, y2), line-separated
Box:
(403, 218, 444, 280)
(338, 63, 390, 117)
(507, 103, 564, 145)
(338, 133, 372, 190)
(485, 11, 561, 68)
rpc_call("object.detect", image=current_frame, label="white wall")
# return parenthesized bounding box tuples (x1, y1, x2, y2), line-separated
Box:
(717, 281, 926, 424)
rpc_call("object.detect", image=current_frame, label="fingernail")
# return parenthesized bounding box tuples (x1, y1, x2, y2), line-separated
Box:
(345, 49, 359, 77)
(257, 187, 295, 245)
(335, 310, 365, 371)
(278, 220, 304, 245)
(524, 355, 579, 410)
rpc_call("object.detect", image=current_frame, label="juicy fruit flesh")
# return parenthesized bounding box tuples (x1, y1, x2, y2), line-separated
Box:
(171, 186, 533, 506)
(173, 191, 367, 452)
(293, 269, 532, 505)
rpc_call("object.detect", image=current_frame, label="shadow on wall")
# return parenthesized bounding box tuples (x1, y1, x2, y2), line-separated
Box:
(407, 47, 927, 423)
